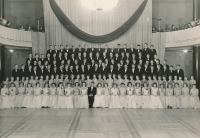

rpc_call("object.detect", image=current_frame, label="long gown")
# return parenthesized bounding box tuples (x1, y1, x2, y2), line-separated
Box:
(150, 87, 163, 109)
(181, 87, 190, 108)
(109, 88, 120, 108)
(107, 79, 113, 88)
(73, 87, 80, 108)
(57, 87, 65, 108)
(21, 87, 34, 108)
(64, 87, 74, 109)
(49, 88, 57, 108)
(190, 88, 200, 109)
(134, 87, 142, 108)
(166, 88, 176, 108)
(174, 88, 182, 108)
(79, 87, 89, 108)
(119, 87, 127, 108)
(0, 88, 10, 109)
(15, 87, 25, 107)
(159, 88, 166, 108)
(32, 87, 42, 108)
(93, 88, 104, 107)
(102, 87, 110, 108)
(41, 88, 50, 107)
(9, 87, 17, 108)
(141, 87, 152, 108)
(126, 87, 135, 108)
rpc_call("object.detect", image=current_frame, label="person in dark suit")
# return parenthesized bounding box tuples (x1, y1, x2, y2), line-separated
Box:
(156, 64, 163, 78)
(12, 64, 20, 80)
(163, 65, 170, 80)
(58, 65, 64, 76)
(175, 64, 184, 80)
(86, 63, 93, 79)
(142, 64, 149, 79)
(39, 54, 46, 65)
(169, 65, 175, 80)
(150, 45, 157, 60)
(19, 64, 26, 79)
(38, 64, 45, 78)
(129, 64, 137, 80)
(87, 82, 97, 108)
(46, 45, 54, 59)
(59, 45, 66, 57)
(149, 65, 156, 79)
(113, 44, 121, 55)
(32, 66, 39, 77)
(121, 64, 130, 79)
(53, 45, 59, 57)
(26, 53, 33, 65)
(129, 44, 136, 55)
(56, 52, 63, 67)
(33, 53, 40, 64)
(44, 64, 52, 78)
(142, 43, 150, 61)
(163, 60, 169, 70)
(135, 45, 142, 58)
(26, 65, 33, 78)
(136, 64, 143, 79)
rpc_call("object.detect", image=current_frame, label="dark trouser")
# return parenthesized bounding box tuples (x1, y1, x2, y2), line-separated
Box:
(88, 96, 94, 108)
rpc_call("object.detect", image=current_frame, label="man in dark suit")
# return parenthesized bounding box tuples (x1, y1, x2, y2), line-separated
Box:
(121, 64, 130, 79)
(135, 45, 142, 58)
(12, 64, 20, 80)
(142, 43, 150, 61)
(46, 45, 54, 59)
(58, 45, 66, 57)
(19, 64, 26, 79)
(113, 44, 121, 55)
(86, 63, 93, 79)
(33, 53, 40, 64)
(53, 45, 59, 57)
(26, 65, 33, 78)
(156, 64, 163, 78)
(129, 64, 137, 80)
(44, 64, 52, 78)
(129, 44, 136, 55)
(87, 82, 97, 108)
(150, 45, 157, 60)
(169, 65, 175, 80)
(26, 53, 33, 65)
(175, 64, 184, 80)
(163, 60, 169, 70)
(136, 64, 143, 79)
(58, 65, 64, 76)
(38, 64, 45, 78)
(142, 64, 149, 79)
(32, 66, 39, 77)
(149, 65, 156, 79)
(163, 65, 170, 80)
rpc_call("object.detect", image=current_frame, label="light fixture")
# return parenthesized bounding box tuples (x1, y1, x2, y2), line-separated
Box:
(81, 0, 119, 11)
(9, 49, 14, 53)
(183, 49, 188, 53)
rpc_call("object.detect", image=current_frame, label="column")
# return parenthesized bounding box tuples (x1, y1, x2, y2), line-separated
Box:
(0, 45, 5, 84)
(193, 0, 199, 20)
(0, 0, 4, 19)
(193, 45, 200, 94)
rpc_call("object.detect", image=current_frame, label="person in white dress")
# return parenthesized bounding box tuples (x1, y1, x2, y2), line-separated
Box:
(141, 82, 151, 108)
(158, 84, 166, 108)
(8, 83, 17, 108)
(181, 83, 190, 108)
(32, 82, 42, 108)
(56, 82, 65, 108)
(119, 83, 127, 108)
(150, 83, 163, 109)
(64, 83, 74, 109)
(189, 75, 196, 89)
(174, 83, 182, 109)
(21, 83, 34, 108)
(102, 83, 110, 108)
(93, 83, 104, 108)
(39, 76, 44, 88)
(85, 75, 92, 88)
(0, 84, 10, 109)
(189, 84, 200, 109)
(107, 74, 113, 89)
(134, 83, 142, 108)
(41, 83, 50, 108)
(49, 83, 58, 108)
(166, 84, 176, 108)
(73, 82, 80, 108)
(15, 82, 25, 108)
(79, 82, 89, 108)
(109, 83, 120, 108)
(126, 82, 135, 108)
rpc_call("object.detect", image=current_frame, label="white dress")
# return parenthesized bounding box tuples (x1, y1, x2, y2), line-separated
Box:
(15, 87, 25, 107)
(166, 88, 176, 108)
(57, 87, 65, 108)
(8, 87, 17, 108)
(126, 87, 135, 108)
(174, 88, 181, 108)
(181, 87, 190, 108)
(141, 87, 152, 108)
(190, 88, 200, 109)
(102, 88, 110, 108)
(94, 88, 104, 107)
(159, 88, 166, 108)
(79, 87, 89, 108)
(64, 87, 74, 109)
(49, 88, 58, 108)
(32, 87, 42, 108)
(150, 87, 163, 109)
(21, 87, 34, 108)
(41, 88, 50, 107)
(134, 87, 142, 108)
(0, 88, 10, 109)
(109, 88, 120, 108)
(119, 88, 127, 108)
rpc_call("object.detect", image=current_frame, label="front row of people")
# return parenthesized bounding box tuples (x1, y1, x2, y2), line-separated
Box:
(0, 81, 199, 109)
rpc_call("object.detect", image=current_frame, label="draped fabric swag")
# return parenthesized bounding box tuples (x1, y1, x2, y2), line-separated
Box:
(49, 0, 148, 43)
(31, 32, 46, 56)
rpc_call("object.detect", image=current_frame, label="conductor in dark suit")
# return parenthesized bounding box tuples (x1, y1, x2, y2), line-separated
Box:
(87, 82, 97, 108)
(175, 64, 184, 79)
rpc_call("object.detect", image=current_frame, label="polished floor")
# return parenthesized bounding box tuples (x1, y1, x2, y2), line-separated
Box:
(0, 109, 200, 138)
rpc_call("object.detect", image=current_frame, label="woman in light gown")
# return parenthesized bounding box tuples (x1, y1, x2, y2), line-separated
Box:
(73, 82, 80, 108)
(2, 77, 10, 87)
(41, 83, 50, 108)
(150, 83, 163, 109)
(8, 83, 17, 108)
(63, 75, 70, 86)
(14, 77, 20, 88)
(141, 82, 151, 108)
(49, 83, 57, 108)
(181, 83, 190, 108)
(31, 82, 42, 108)
(24, 77, 29, 87)
(32, 76, 39, 87)
(134, 83, 142, 108)
(109, 83, 120, 108)
(79, 82, 89, 108)
(39, 76, 44, 88)
(102, 83, 110, 108)
(49, 75, 54, 87)
(148, 76, 153, 88)
(56, 82, 65, 108)
(15, 82, 25, 108)
(93, 83, 104, 108)
(159, 84, 166, 108)
(190, 84, 200, 109)
(189, 75, 196, 89)
(174, 83, 182, 109)
(64, 83, 74, 109)
(0, 84, 10, 109)
(22, 83, 34, 108)
(85, 75, 92, 88)
(107, 74, 113, 89)
(126, 82, 135, 108)
(129, 75, 135, 87)
(166, 84, 175, 108)
(92, 74, 98, 87)
(119, 83, 127, 108)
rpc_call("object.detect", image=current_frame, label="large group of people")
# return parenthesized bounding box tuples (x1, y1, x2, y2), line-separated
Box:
(0, 43, 199, 109)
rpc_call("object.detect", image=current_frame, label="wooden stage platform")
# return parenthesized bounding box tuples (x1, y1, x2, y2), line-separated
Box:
(0, 108, 200, 138)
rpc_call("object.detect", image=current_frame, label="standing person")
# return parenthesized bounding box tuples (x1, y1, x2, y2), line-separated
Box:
(166, 84, 175, 108)
(181, 83, 190, 108)
(93, 83, 104, 108)
(141, 82, 151, 108)
(73, 82, 80, 108)
(15, 82, 25, 108)
(150, 83, 163, 109)
(64, 83, 74, 109)
(109, 83, 120, 108)
(8, 83, 17, 108)
(102, 83, 110, 108)
(0, 84, 10, 109)
(79, 82, 89, 109)
(56, 83, 65, 108)
(87, 82, 97, 108)
(189, 75, 196, 88)
(48, 83, 57, 108)
(134, 83, 142, 108)
(119, 83, 127, 108)
(41, 83, 50, 108)
(22, 83, 34, 108)
(159, 84, 166, 108)
(32, 83, 42, 108)
(126, 82, 135, 108)
(174, 83, 181, 109)
(190, 84, 200, 109)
